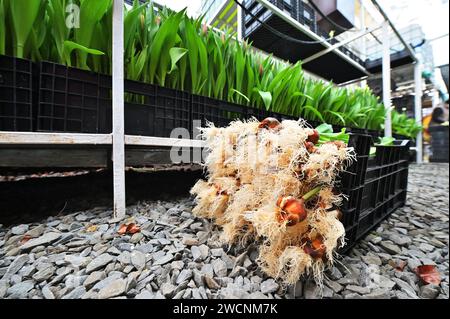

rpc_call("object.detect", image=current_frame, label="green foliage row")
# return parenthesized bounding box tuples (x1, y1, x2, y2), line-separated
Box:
(0, 0, 421, 137)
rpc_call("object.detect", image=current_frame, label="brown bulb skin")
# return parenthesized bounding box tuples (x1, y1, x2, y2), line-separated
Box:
(276, 196, 307, 226)
(302, 235, 326, 259)
(258, 117, 280, 130)
(307, 129, 320, 144)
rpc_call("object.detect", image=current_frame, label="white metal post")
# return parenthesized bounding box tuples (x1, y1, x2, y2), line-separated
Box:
(360, 0, 367, 88)
(382, 21, 392, 137)
(414, 62, 423, 163)
(237, 1, 243, 41)
(112, 0, 126, 218)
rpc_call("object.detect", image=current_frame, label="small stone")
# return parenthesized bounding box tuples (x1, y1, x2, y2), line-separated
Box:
(361, 254, 382, 266)
(130, 250, 146, 270)
(117, 243, 134, 252)
(32, 266, 56, 282)
(107, 246, 121, 255)
(136, 243, 153, 254)
(176, 270, 192, 285)
(20, 232, 61, 250)
(344, 293, 363, 299)
(365, 288, 390, 299)
(229, 266, 248, 278)
(130, 233, 144, 244)
(42, 285, 55, 299)
(303, 280, 321, 299)
(153, 253, 174, 266)
(420, 285, 440, 299)
(25, 225, 45, 238)
(249, 291, 269, 299)
(419, 243, 435, 253)
(7, 280, 34, 298)
(389, 234, 412, 246)
(98, 278, 127, 299)
(182, 237, 199, 246)
(3, 254, 29, 279)
(260, 279, 279, 294)
(11, 225, 29, 236)
(325, 280, 343, 293)
(161, 282, 176, 298)
(204, 276, 220, 290)
(212, 259, 227, 277)
(210, 248, 224, 257)
(135, 290, 154, 299)
(191, 246, 202, 262)
(392, 278, 418, 299)
(64, 255, 90, 268)
(327, 267, 343, 280)
(117, 251, 132, 265)
(380, 241, 402, 255)
(346, 285, 370, 294)
(86, 254, 114, 274)
(0, 280, 8, 298)
(376, 275, 396, 289)
(126, 272, 138, 291)
(62, 286, 86, 299)
(84, 271, 106, 289)
(198, 244, 209, 260)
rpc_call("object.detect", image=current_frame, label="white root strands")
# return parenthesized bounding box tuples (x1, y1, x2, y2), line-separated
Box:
(190, 118, 354, 285)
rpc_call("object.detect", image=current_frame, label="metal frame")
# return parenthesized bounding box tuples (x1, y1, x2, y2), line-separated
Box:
(256, 0, 370, 75)
(301, 25, 382, 65)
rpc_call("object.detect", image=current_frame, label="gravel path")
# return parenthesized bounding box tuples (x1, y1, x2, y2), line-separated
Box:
(0, 163, 448, 299)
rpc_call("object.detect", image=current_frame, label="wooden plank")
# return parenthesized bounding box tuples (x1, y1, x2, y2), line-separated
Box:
(112, 0, 126, 218)
(125, 135, 206, 148)
(0, 132, 112, 145)
(125, 148, 173, 166)
(0, 148, 109, 168)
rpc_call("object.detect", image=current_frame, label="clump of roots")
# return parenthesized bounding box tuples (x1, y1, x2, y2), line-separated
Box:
(190, 118, 353, 285)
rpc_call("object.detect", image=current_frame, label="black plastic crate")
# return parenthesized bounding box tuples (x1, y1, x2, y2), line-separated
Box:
(356, 209, 376, 239)
(37, 62, 191, 137)
(340, 185, 364, 230)
(368, 139, 410, 168)
(192, 95, 249, 131)
(124, 80, 190, 137)
(268, 110, 297, 121)
(362, 164, 409, 210)
(297, 0, 316, 32)
(429, 126, 449, 162)
(0, 55, 36, 131)
(337, 132, 371, 190)
(37, 61, 111, 133)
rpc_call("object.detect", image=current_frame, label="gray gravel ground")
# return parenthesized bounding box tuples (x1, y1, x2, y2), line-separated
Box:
(0, 163, 448, 299)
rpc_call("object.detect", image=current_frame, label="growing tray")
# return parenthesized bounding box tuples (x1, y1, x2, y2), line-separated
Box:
(0, 55, 36, 132)
(37, 61, 111, 133)
(37, 62, 192, 137)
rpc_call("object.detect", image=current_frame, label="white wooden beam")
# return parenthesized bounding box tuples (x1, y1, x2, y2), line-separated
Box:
(0, 132, 112, 145)
(382, 21, 392, 138)
(125, 135, 205, 148)
(112, 0, 126, 218)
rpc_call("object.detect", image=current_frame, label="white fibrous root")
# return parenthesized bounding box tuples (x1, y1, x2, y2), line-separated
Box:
(190, 118, 354, 285)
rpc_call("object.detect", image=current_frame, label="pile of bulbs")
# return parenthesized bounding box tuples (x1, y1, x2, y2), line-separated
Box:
(191, 118, 355, 285)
